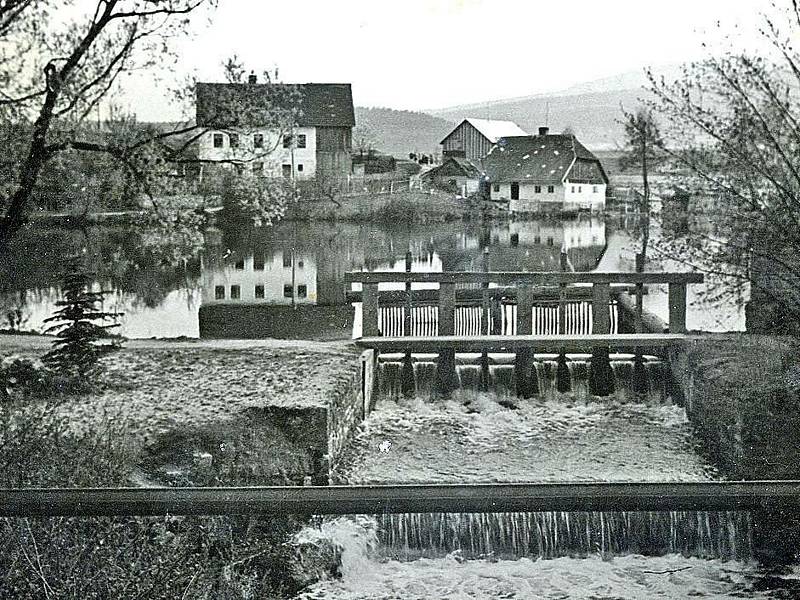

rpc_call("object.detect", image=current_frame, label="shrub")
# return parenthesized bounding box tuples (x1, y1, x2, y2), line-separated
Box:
(0, 356, 54, 402)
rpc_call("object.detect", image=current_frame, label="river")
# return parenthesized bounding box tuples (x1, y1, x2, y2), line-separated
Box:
(0, 214, 746, 338)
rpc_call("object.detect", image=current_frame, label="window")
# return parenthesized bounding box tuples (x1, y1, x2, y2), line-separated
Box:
(255, 285, 265, 299)
(510, 233, 519, 247)
(297, 164, 304, 172)
(213, 133, 224, 148)
(229, 133, 239, 148)
(282, 164, 292, 178)
(297, 284, 307, 299)
(253, 133, 264, 149)
(254, 256, 265, 270)
(592, 185, 598, 193)
(283, 134, 293, 148)
(547, 237, 554, 247)
(234, 258, 245, 270)
(230, 285, 241, 300)
(534, 235, 541, 244)
(492, 184, 500, 193)
(547, 185, 555, 193)
(215, 285, 225, 300)
(571, 186, 575, 193)
(578, 186, 582, 193)
(283, 284, 293, 298)
(297, 134, 307, 149)
(298, 260, 304, 268)
(283, 253, 292, 268)
(534, 185, 542, 193)
(252, 161, 263, 175)
(234, 164, 244, 175)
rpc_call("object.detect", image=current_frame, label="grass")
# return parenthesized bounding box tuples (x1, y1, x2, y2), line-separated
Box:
(0, 339, 360, 598)
(287, 189, 473, 223)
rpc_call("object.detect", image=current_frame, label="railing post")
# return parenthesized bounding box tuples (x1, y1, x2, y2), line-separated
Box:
(668, 282, 687, 333)
(362, 282, 380, 337)
(402, 251, 414, 396)
(480, 247, 490, 390)
(514, 285, 535, 398)
(436, 281, 457, 396)
(590, 282, 614, 396)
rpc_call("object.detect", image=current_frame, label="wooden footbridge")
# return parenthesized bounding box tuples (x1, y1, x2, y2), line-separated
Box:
(346, 269, 703, 396)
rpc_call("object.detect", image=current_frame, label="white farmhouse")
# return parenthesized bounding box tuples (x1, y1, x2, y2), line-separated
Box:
(195, 76, 355, 180)
(483, 127, 609, 212)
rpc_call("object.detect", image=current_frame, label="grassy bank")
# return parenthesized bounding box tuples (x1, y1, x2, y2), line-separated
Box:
(0, 336, 361, 598)
(286, 189, 481, 223)
(672, 334, 800, 480)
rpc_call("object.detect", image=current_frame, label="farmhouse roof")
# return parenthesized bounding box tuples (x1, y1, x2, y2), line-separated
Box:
(195, 82, 355, 128)
(440, 118, 528, 144)
(423, 156, 484, 180)
(482, 134, 608, 185)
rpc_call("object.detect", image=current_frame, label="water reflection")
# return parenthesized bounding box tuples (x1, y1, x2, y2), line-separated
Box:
(15, 215, 756, 339)
(197, 218, 607, 338)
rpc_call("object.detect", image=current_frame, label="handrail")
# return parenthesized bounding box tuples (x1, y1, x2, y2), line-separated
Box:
(0, 481, 797, 517)
(345, 271, 704, 285)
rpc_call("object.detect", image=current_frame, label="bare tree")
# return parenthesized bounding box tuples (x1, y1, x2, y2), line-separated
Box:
(0, 0, 222, 247)
(642, 1, 800, 330)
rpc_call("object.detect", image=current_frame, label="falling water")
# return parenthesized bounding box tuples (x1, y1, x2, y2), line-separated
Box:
(379, 510, 752, 561)
(377, 353, 675, 403)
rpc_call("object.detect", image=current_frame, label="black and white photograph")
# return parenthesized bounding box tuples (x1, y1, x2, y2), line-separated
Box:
(1, 0, 800, 597)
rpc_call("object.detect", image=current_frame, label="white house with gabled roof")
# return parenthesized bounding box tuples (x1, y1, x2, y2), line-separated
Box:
(483, 126, 609, 212)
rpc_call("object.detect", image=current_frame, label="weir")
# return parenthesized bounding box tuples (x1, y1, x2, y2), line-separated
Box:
(346, 270, 703, 397)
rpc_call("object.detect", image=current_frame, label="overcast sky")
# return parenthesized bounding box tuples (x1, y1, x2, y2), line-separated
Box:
(119, 0, 770, 121)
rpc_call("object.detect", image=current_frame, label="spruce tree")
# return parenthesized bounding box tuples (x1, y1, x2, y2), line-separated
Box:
(42, 256, 123, 384)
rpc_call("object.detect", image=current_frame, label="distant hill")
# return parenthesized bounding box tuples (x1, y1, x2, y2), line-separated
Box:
(425, 66, 682, 150)
(428, 88, 647, 151)
(355, 106, 455, 158)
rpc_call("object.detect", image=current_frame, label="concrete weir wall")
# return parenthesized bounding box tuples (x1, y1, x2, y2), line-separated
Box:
(326, 350, 375, 474)
(617, 294, 800, 480)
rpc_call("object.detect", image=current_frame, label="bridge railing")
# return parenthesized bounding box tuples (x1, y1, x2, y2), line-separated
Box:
(345, 271, 704, 338)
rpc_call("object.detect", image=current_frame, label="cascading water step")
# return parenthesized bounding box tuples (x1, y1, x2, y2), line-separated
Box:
(376, 353, 675, 404)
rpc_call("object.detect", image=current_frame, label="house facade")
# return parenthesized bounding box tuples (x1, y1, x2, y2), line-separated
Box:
(195, 78, 355, 180)
(483, 127, 608, 212)
(440, 118, 527, 161)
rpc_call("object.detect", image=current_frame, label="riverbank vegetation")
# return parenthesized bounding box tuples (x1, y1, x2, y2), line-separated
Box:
(640, 2, 800, 333)
(0, 336, 358, 597)
(673, 335, 800, 480)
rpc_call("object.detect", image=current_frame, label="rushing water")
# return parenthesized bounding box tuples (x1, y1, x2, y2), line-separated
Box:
(0, 214, 746, 338)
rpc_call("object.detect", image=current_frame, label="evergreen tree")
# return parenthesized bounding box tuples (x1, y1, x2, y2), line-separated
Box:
(42, 257, 123, 384)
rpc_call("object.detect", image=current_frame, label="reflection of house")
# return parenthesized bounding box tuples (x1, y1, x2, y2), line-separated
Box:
(195, 76, 355, 180)
(483, 127, 609, 213)
(421, 156, 484, 196)
(440, 118, 527, 161)
(201, 250, 317, 306)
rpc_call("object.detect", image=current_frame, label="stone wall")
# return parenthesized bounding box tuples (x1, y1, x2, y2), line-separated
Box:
(669, 335, 800, 480)
(326, 351, 375, 474)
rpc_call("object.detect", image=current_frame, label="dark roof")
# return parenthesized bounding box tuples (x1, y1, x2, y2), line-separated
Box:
(196, 82, 355, 128)
(483, 134, 608, 185)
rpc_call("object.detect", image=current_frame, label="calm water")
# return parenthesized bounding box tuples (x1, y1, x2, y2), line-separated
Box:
(0, 214, 746, 338)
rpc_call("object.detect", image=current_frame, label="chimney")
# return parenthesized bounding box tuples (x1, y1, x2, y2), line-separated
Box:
(538, 126, 549, 136)
(248, 71, 257, 84)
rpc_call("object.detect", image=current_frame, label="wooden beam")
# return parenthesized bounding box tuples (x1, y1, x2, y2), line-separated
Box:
(3, 482, 800, 516)
(345, 285, 644, 304)
(668, 282, 688, 333)
(362, 283, 380, 337)
(592, 283, 611, 334)
(356, 333, 693, 352)
(345, 271, 705, 286)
